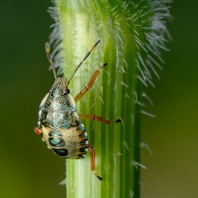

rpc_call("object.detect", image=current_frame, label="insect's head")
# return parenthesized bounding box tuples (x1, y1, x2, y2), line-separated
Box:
(50, 77, 70, 96)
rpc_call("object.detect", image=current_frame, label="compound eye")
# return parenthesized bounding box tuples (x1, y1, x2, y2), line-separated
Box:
(63, 89, 70, 95)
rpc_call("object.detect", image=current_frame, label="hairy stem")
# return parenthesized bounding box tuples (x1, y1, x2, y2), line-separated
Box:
(48, 0, 172, 197)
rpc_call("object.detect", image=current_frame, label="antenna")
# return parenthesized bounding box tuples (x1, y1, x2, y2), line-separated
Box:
(67, 40, 100, 85)
(45, 42, 57, 79)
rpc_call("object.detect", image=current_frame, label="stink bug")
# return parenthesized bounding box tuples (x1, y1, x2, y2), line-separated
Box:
(34, 40, 121, 180)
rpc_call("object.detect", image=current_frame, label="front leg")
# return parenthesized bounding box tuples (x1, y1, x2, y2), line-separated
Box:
(74, 63, 107, 102)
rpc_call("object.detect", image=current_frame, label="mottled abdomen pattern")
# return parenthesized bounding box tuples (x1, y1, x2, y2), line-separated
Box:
(37, 79, 88, 158)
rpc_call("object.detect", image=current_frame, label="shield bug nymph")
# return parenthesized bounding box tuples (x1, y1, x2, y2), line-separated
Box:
(34, 40, 121, 180)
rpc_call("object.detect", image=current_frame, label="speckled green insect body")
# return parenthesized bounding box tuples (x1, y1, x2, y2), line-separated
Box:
(37, 77, 89, 158)
(34, 41, 120, 180)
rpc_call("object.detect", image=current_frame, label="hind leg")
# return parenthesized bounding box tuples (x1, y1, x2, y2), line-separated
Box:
(89, 143, 102, 180)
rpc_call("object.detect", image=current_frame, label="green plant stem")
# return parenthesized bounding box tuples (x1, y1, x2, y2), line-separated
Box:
(48, 0, 171, 197)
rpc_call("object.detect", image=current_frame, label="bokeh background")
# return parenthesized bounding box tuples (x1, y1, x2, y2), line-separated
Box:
(0, 0, 197, 198)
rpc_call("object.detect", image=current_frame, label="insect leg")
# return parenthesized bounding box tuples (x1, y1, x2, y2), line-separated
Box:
(34, 127, 41, 135)
(74, 63, 107, 102)
(78, 114, 121, 125)
(89, 143, 102, 180)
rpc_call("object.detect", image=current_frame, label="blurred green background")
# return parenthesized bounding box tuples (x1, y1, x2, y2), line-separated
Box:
(0, 0, 197, 198)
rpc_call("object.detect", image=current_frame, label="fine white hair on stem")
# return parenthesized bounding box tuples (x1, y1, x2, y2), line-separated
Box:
(141, 142, 153, 156)
(132, 161, 147, 170)
(47, 0, 62, 74)
(142, 92, 154, 106)
(48, 0, 172, 85)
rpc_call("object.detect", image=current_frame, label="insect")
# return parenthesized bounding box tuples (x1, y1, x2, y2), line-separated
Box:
(34, 40, 120, 180)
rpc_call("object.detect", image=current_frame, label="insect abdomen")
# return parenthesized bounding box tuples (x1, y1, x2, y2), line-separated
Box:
(41, 125, 88, 158)
(39, 89, 89, 159)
